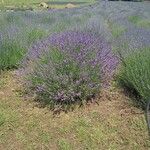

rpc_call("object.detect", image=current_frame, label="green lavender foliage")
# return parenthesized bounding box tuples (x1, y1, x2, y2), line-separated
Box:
(118, 47, 150, 105)
(0, 40, 25, 70)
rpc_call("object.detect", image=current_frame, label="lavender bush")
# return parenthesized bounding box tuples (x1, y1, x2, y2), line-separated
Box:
(23, 31, 118, 109)
(118, 47, 150, 106)
(0, 40, 25, 71)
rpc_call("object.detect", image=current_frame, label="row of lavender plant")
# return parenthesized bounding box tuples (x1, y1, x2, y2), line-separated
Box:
(0, 9, 95, 71)
(118, 47, 150, 107)
(98, 1, 150, 106)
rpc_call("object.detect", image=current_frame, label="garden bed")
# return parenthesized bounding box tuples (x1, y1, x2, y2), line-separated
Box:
(0, 0, 150, 149)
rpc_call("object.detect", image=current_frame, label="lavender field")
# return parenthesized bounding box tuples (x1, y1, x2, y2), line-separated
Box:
(0, 1, 150, 149)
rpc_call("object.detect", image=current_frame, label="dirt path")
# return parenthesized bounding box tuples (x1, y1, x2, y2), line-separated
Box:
(0, 71, 149, 150)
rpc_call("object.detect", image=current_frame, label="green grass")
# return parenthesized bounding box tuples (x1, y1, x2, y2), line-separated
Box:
(0, 113, 5, 126)
(0, 71, 149, 149)
(0, 79, 5, 89)
(58, 139, 73, 150)
(128, 16, 150, 28)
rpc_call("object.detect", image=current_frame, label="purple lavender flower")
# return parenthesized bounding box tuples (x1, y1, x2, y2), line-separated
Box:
(23, 31, 118, 108)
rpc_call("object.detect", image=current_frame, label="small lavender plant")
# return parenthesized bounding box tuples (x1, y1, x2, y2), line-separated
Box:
(23, 31, 118, 109)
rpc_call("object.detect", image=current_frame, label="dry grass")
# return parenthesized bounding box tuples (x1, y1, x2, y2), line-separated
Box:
(0, 71, 149, 150)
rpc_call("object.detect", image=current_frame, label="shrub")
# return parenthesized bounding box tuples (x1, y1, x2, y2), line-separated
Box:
(23, 31, 118, 109)
(118, 47, 150, 106)
(0, 40, 25, 71)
